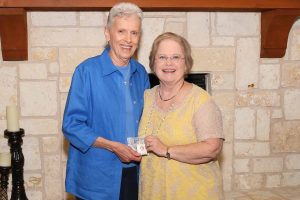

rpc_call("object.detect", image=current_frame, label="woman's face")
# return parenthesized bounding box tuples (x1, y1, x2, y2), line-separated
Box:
(105, 14, 141, 66)
(154, 39, 186, 85)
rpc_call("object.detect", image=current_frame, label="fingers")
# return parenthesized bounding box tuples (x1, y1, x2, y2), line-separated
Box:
(113, 142, 141, 163)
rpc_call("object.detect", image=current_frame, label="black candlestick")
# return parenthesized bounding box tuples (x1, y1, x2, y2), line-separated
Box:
(0, 166, 10, 200)
(4, 129, 28, 200)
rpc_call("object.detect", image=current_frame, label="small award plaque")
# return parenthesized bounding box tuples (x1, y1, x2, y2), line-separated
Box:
(127, 137, 148, 156)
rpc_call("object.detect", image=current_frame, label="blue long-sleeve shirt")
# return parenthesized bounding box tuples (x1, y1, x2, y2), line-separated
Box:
(62, 48, 149, 199)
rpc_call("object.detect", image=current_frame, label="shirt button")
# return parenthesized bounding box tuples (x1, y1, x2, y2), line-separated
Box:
(133, 101, 136, 104)
(124, 81, 127, 85)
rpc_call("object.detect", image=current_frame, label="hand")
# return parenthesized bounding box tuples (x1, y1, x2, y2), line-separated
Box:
(112, 142, 142, 163)
(144, 135, 167, 157)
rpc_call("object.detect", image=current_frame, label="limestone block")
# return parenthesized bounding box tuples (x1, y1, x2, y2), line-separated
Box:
(42, 136, 60, 153)
(25, 173, 42, 188)
(192, 47, 235, 72)
(30, 47, 58, 61)
(44, 155, 63, 199)
(234, 159, 250, 173)
(211, 73, 235, 90)
(253, 158, 283, 173)
(165, 21, 185, 36)
(144, 12, 186, 17)
(236, 38, 260, 90)
(234, 174, 263, 190)
(224, 192, 252, 200)
(23, 137, 42, 170)
(290, 28, 300, 60)
(59, 76, 72, 92)
(284, 89, 300, 120)
(59, 47, 101, 74)
(49, 62, 60, 74)
(80, 12, 105, 26)
(30, 27, 105, 47)
(234, 108, 255, 139)
(281, 63, 300, 87)
(236, 91, 280, 107)
(26, 191, 43, 200)
(271, 109, 283, 119)
(20, 119, 58, 135)
(219, 142, 233, 192)
(271, 121, 300, 152)
(259, 64, 280, 89)
(60, 93, 68, 120)
(215, 12, 259, 36)
(235, 142, 270, 156)
(19, 63, 47, 79)
(138, 18, 165, 69)
(246, 190, 284, 200)
(213, 91, 235, 110)
(31, 12, 77, 26)
(282, 172, 300, 186)
(285, 154, 300, 169)
(187, 12, 209, 46)
(266, 174, 281, 188)
(20, 81, 57, 116)
(0, 67, 17, 115)
(260, 58, 280, 64)
(256, 109, 271, 141)
(212, 37, 235, 46)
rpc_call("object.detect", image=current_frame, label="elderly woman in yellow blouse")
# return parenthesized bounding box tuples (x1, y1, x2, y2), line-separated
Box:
(138, 32, 224, 200)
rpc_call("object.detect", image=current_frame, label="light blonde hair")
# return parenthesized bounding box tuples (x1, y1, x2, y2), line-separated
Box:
(149, 32, 194, 75)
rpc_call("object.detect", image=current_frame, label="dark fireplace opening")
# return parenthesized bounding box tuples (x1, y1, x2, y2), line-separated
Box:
(148, 73, 209, 91)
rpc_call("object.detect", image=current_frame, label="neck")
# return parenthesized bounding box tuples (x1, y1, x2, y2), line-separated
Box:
(159, 80, 185, 102)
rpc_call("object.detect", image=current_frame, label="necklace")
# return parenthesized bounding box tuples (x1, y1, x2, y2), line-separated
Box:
(158, 81, 185, 101)
(141, 90, 175, 137)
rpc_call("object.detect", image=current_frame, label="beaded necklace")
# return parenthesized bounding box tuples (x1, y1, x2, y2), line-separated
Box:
(141, 88, 175, 137)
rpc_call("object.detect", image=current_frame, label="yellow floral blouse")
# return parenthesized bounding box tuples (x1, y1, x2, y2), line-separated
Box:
(139, 84, 224, 200)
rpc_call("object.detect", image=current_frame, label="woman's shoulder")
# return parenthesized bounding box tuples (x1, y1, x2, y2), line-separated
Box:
(144, 86, 158, 97)
(189, 84, 211, 105)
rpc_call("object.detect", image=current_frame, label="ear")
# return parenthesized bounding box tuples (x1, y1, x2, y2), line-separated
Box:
(104, 27, 110, 42)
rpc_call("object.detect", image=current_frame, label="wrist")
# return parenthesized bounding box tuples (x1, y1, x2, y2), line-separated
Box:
(166, 146, 171, 160)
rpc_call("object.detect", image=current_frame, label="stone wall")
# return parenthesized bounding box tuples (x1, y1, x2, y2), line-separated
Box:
(0, 11, 299, 199)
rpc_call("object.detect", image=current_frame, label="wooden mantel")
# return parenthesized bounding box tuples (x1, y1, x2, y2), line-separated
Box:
(1, 0, 300, 61)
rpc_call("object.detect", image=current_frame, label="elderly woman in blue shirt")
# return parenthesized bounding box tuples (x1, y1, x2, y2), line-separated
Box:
(62, 2, 149, 200)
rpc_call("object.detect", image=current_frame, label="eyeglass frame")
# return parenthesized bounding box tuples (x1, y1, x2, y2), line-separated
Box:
(155, 54, 185, 64)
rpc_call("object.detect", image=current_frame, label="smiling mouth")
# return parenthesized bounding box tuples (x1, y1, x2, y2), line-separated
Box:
(162, 69, 176, 73)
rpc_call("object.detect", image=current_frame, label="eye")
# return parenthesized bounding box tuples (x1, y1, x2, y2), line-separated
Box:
(131, 31, 139, 36)
(158, 55, 167, 60)
(118, 30, 125, 34)
(171, 55, 180, 60)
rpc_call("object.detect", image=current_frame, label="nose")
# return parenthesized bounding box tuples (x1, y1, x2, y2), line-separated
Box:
(125, 33, 132, 43)
(165, 57, 172, 65)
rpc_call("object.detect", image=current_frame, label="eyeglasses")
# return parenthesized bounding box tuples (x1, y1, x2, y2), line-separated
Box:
(155, 54, 185, 64)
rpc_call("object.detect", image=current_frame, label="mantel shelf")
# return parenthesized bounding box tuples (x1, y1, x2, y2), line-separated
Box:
(1, 0, 300, 61)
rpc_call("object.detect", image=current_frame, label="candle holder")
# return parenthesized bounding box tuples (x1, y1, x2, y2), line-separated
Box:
(4, 129, 28, 200)
(0, 166, 10, 200)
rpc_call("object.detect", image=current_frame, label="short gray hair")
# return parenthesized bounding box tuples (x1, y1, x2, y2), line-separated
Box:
(106, 2, 143, 28)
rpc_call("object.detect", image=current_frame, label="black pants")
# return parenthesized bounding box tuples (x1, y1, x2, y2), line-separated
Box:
(76, 166, 138, 200)
(119, 166, 138, 200)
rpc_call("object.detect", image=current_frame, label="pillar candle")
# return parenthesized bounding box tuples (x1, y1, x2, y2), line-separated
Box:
(6, 105, 20, 132)
(0, 152, 11, 167)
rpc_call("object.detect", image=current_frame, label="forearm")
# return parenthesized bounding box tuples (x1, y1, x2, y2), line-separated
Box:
(167, 138, 223, 164)
(93, 137, 116, 151)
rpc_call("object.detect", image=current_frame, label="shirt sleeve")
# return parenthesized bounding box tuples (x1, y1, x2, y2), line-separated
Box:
(62, 66, 98, 153)
(192, 98, 224, 142)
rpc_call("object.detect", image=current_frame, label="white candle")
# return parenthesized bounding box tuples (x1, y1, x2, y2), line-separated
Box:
(0, 152, 11, 167)
(6, 105, 20, 132)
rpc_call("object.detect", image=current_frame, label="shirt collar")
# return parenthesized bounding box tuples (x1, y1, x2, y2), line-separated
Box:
(101, 47, 137, 77)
